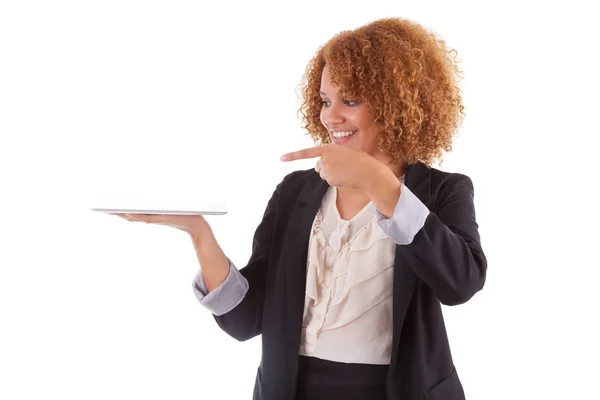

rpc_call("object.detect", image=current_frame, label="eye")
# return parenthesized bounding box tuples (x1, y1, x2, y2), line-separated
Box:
(320, 99, 359, 107)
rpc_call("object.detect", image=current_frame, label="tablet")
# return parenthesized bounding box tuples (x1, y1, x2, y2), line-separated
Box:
(90, 198, 227, 215)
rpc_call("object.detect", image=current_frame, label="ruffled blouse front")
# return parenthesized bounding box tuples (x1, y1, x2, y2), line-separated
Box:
(299, 184, 399, 365)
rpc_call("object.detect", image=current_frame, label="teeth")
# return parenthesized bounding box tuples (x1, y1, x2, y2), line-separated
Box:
(332, 130, 357, 138)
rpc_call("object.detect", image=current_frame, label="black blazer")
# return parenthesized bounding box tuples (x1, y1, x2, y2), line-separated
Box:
(213, 161, 487, 400)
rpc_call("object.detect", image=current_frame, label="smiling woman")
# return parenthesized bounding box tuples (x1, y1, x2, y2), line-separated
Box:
(213, 17, 484, 400)
(319, 66, 375, 148)
(298, 17, 465, 169)
(113, 16, 486, 400)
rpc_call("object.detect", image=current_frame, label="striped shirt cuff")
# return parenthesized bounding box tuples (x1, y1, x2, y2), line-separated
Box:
(191, 258, 249, 316)
(376, 182, 430, 245)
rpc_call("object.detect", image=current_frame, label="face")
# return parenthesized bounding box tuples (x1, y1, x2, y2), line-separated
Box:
(319, 65, 382, 159)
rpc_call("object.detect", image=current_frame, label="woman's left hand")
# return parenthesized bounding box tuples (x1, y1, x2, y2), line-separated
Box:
(280, 144, 381, 189)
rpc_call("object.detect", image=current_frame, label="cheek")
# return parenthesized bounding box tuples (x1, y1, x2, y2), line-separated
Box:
(359, 123, 379, 146)
(319, 112, 328, 132)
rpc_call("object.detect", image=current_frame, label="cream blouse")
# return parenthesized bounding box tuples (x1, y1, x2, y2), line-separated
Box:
(298, 175, 405, 365)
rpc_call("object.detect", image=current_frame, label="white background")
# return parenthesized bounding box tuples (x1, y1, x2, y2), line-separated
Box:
(1, 0, 599, 399)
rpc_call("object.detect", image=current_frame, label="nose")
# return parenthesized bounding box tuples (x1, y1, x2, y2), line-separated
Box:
(321, 102, 345, 127)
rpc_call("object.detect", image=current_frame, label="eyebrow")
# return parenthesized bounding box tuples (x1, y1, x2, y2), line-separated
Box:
(320, 91, 345, 98)
(320, 91, 353, 97)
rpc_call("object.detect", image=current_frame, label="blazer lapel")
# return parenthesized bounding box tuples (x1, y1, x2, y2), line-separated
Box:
(282, 171, 329, 349)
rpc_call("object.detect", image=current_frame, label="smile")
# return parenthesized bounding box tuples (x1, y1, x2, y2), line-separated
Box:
(331, 130, 357, 138)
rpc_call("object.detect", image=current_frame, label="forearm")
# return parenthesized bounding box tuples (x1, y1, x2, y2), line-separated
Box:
(379, 174, 486, 305)
(192, 259, 249, 316)
(189, 224, 230, 293)
(363, 163, 402, 219)
(403, 212, 486, 305)
(366, 164, 486, 305)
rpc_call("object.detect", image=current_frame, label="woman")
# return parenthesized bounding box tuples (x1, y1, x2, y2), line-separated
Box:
(114, 17, 486, 400)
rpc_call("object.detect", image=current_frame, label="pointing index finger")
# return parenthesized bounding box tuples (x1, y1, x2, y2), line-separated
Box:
(280, 145, 330, 162)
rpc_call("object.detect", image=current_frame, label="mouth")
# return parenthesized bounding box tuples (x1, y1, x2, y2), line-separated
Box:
(330, 130, 358, 144)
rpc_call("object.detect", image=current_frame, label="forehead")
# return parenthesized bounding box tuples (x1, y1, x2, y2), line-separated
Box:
(319, 66, 343, 94)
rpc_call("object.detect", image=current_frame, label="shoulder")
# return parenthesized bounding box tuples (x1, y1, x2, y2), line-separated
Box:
(429, 166, 474, 190)
(424, 166, 476, 211)
(406, 162, 475, 195)
(270, 168, 324, 210)
(276, 168, 319, 193)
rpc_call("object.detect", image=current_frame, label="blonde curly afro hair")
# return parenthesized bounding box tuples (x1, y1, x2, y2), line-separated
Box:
(298, 17, 465, 167)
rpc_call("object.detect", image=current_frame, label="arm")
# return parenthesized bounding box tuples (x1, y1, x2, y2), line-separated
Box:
(209, 183, 281, 341)
(191, 258, 249, 316)
(189, 222, 232, 292)
(366, 170, 487, 306)
(374, 182, 430, 245)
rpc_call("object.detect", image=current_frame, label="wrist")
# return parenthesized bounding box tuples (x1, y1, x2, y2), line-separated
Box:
(363, 162, 402, 219)
(362, 160, 395, 194)
(189, 221, 213, 243)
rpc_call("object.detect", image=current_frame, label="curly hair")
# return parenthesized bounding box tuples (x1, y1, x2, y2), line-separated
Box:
(297, 17, 465, 167)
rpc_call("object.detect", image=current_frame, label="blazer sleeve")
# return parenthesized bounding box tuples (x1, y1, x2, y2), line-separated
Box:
(401, 174, 487, 306)
(211, 182, 281, 341)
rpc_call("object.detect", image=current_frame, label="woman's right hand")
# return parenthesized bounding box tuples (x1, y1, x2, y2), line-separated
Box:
(110, 213, 210, 237)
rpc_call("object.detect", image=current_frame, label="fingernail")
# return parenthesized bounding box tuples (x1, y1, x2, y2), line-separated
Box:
(280, 155, 288, 161)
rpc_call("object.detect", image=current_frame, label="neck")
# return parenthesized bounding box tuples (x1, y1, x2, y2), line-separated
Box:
(372, 150, 406, 178)
(378, 157, 406, 180)
(388, 163, 406, 178)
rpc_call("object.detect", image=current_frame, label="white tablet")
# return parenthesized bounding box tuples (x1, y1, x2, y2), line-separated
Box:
(90, 198, 227, 216)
